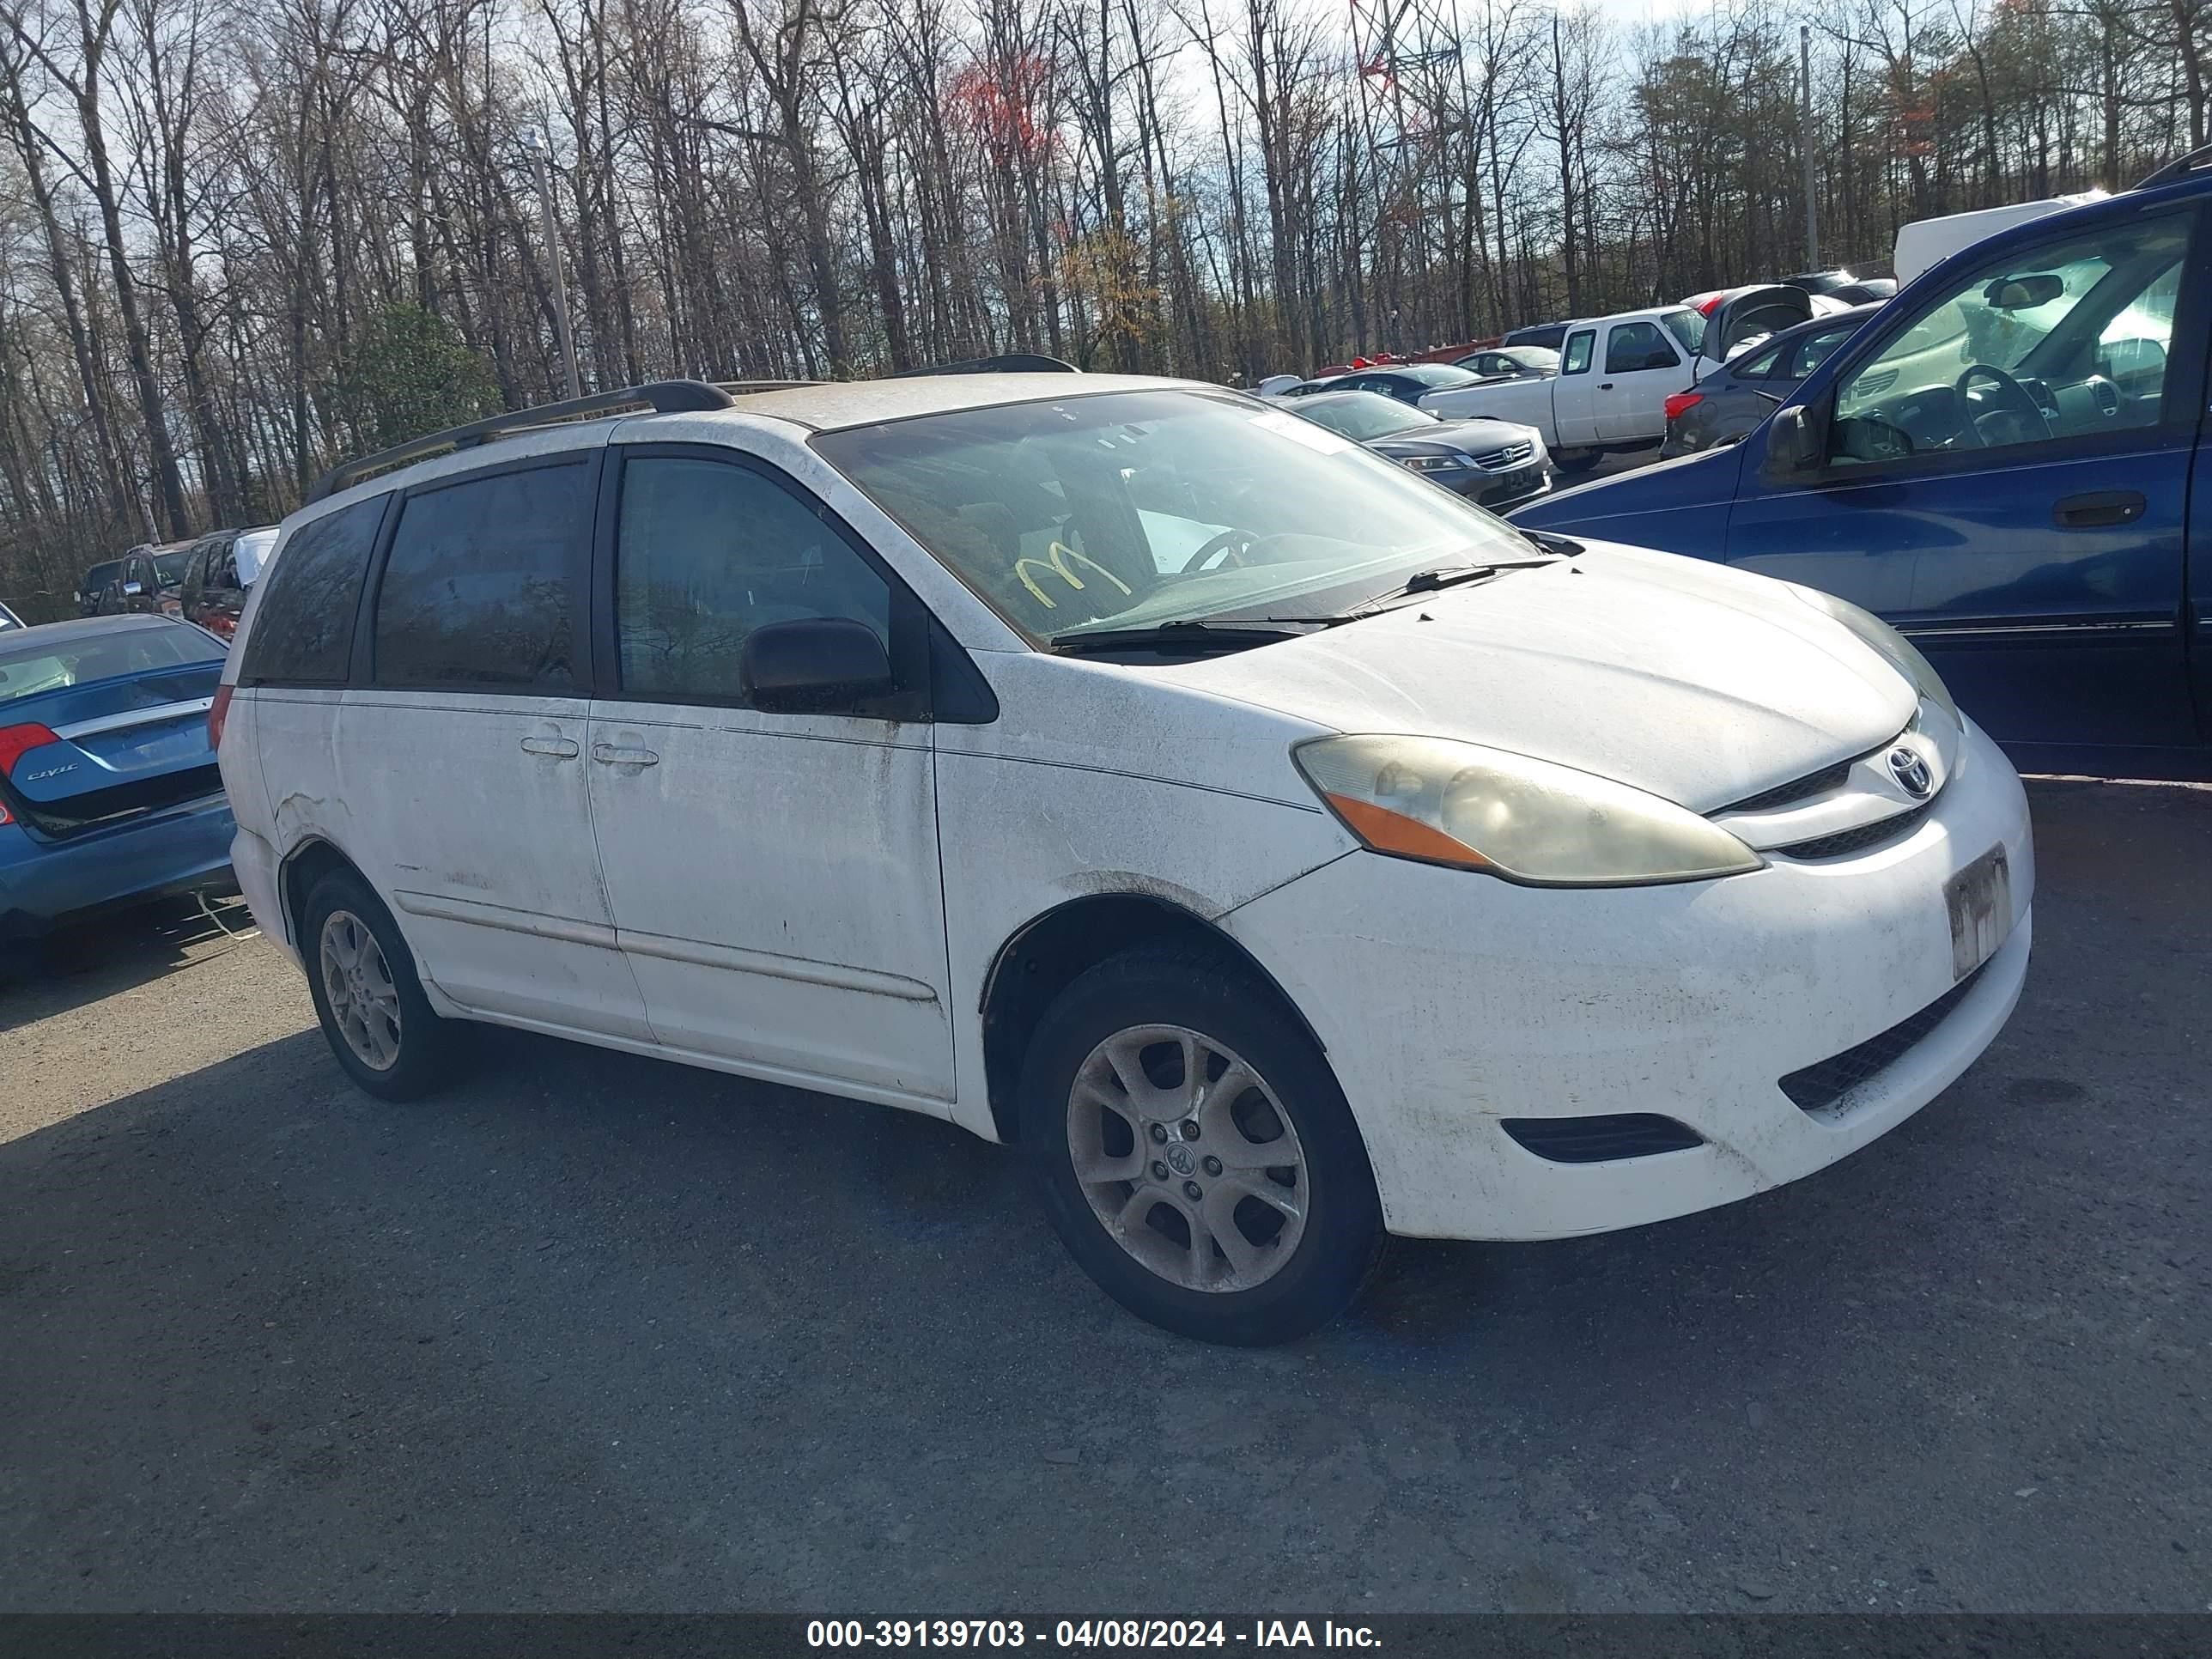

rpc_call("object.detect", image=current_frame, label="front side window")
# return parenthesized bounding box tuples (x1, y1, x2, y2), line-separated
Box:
(1561, 331, 1595, 374)
(373, 460, 590, 689)
(616, 456, 890, 704)
(814, 388, 1535, 644)
(239, 496, 386, 684)
(1831, 210, 2191, 465)
(1606, 322, 1680, 374)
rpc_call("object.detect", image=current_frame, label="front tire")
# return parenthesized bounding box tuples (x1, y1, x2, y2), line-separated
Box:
(1553, 447, 1604, 475)
(301, 868, 463, 1101)
(1018, 945, 1384, 1345)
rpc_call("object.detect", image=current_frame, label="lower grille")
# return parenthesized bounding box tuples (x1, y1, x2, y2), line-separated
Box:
(1775, 801, 1931, 860)
(1501, 1113, 1705, 1164)
(1779, 962, 1989, 1115)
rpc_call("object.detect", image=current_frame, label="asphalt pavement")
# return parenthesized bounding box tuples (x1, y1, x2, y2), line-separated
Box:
(1, 780, 2205, 1613)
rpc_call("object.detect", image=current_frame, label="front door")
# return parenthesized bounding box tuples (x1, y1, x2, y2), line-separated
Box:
(343, 452, 653, 1040)
(1728, 201, 2204, 759)
(1595, 319, 1687, 441)
(586, 446, 956, 1108)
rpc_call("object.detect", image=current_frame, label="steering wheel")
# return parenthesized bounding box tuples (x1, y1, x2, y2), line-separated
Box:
(1181, 529, 1301, 575)
(1954, 363, 2048, 447)
(1181, 529, 1256, 574)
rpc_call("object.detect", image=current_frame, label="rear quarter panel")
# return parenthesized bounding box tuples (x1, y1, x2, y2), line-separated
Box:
(1418, 376, 1557, 435)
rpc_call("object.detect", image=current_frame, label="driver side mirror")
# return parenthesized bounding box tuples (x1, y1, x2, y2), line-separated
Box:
(739, 617, 892, 713)
(122, 580, 143, 597)
(1766, 404, 1825, 475)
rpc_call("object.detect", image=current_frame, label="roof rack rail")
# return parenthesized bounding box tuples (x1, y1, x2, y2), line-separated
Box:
(304, 380, 734, 503)
(890, 353, 1079, 378)
(2133, 142, 2212, 191)
(714, 379, 822, 394)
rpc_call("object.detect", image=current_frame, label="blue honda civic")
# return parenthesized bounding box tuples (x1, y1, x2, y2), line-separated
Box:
(1512, 152, 2212, 781)
(0, 615, 235, 948)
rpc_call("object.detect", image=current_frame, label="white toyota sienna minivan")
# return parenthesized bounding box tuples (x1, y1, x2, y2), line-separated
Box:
(215, 367, 2033, 1344)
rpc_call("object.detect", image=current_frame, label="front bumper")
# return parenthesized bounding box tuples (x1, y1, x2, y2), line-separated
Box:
(1221, 717, 2034, 1240)
(0, 793, 236, 940)
(1428, 462, 1553, 507)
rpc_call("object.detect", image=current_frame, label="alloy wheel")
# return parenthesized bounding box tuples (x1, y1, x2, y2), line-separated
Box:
(1065, 1023, 1308, 1292)
(319, 908, 402, 1072)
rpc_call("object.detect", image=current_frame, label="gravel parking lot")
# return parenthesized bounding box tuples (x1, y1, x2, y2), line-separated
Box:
(2, 779, 2205, 1613)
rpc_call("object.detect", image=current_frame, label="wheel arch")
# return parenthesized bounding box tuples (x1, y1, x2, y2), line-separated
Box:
(277, 836, 368, 956)
(978, 891, 1327, 1146)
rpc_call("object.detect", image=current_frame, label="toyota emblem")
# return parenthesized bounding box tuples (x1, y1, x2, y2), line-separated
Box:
(1887, 747, 1934, 799)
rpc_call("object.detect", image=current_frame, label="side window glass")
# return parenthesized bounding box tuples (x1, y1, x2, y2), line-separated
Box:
(373, 460, 591, 689)
(238, 497, 386, 684)
(1832, 209, 2191, 465)
(1732, 342, 1786, 381)
(1790, 327, 1854, 380)
(1561, 331, 1595, 374)
(616, 456, 892, 705)
(216, 544, 240, 589)
(1605, 321, 1677, 374)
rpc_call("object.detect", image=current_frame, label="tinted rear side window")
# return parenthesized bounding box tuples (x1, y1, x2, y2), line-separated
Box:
(239, 496, 386, 684)
(372, 460, 592, 690)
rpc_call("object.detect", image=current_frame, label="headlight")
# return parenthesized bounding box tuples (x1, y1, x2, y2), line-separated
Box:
(1293, 735, 1764, 886)
(1400, 454, 1463, 472)
(1787, 584, 1958, 725)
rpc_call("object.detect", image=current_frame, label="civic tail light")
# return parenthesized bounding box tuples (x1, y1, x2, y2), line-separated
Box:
(208, 684, 234, 750)
(0, 722, 61, 776)
(1664, 392, 1705, 422)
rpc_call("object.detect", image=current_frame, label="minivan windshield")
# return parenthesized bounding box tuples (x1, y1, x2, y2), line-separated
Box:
(813, 389, 1534, 642)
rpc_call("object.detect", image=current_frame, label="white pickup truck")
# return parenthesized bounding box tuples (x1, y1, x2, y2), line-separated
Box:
(1413, 294, 1832, 470)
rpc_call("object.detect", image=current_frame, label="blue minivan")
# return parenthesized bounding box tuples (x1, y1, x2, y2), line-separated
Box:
(1513, 154, 2212, 780)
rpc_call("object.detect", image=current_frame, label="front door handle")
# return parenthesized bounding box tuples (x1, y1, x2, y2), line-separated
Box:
(519, 735, 580, 758)
(592, 742, 659, 767)
(1598, 381, 1614, 391)
(2054, 489, 2147, 528)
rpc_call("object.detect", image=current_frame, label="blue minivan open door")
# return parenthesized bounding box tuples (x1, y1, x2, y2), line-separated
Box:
(1725, 197, 2208, 775)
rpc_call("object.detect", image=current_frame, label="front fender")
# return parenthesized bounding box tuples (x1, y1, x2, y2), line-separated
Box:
(1508, 445, 1744, 560)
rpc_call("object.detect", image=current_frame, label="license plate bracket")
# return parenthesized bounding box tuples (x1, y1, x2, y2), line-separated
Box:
(1945, 845, 2012, 981)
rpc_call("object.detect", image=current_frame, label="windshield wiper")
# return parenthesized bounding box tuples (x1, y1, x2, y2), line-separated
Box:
(1346, 556, 1559, 617)
(1049, 617, 1334, 655)
(1517, 528, 1584, 556)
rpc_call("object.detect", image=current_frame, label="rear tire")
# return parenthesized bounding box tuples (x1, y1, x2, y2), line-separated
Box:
(301, 868, 464, 1101)
(1018, 945, 1384, 1345)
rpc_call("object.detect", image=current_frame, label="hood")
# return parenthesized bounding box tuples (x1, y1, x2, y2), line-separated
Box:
(1371, 416, 1534, 456)
(1157, 539, 1917, 812)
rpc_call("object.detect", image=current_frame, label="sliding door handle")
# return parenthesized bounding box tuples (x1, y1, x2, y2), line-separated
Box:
(592, 742, 659, 767)
(519, 736, 580, 758)
(2054, 489, 2146, 528)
